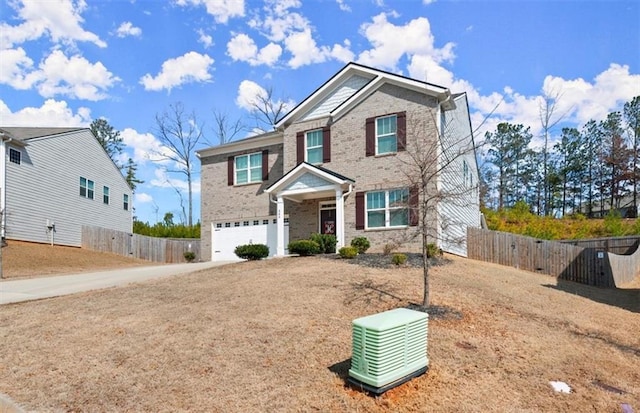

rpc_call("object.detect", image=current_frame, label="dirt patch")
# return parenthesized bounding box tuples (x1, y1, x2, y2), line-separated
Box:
(1, 240, 152, 279)
(0, 255, 638, 412)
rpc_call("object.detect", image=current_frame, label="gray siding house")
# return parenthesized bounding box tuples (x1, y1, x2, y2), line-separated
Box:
(197, 63, 480, 261)
(0, 127, 133, 247)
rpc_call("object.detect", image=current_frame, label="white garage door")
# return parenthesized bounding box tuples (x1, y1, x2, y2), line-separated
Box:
(211, 217, 289, 261)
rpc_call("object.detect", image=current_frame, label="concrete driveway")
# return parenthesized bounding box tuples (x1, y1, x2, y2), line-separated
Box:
(0, 261, 235, 305)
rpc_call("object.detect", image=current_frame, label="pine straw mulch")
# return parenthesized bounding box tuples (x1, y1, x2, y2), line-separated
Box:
(0, 255, 638, 412)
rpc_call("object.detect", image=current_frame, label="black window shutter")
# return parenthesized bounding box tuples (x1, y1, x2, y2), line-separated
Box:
(397, 111, 407, 152)
(409, 184, 419, 226)
(262, 149, 269, 181)
(365, 117, 375, 156)
(322, 126, 331, 163)
(227, 157, 234, 186)
(296, 131, 304, 164)
(355, 191, 365, 230)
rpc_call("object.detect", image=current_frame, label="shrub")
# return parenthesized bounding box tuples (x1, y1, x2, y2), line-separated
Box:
(382, 242, 398, 255)
(391, 253, 407, 266)
(288, 240, 320, 256)
(338, 246, 358, 259)
(350, 237, 371, 254)
(426, 243, 442, 258)
(234, 244, 269, 260)
(310, 233, 338, 254)
(183, 251, 196, 262)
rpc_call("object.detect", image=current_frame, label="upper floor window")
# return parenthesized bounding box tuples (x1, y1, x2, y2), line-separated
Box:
(365, 112, 406, 157)
(9, 148, 21, 164)
(306, 130, 323, 164)
(376, 115, 397, 155)
(80, 177, 94, 199)
(366, 188, 409, 228)
(103, 186, 110, 205)
(123, 194, 129, 211)
(235, 152, 262, 185)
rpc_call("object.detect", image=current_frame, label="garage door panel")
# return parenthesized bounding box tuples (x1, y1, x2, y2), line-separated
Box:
(212, 217, 288, 261)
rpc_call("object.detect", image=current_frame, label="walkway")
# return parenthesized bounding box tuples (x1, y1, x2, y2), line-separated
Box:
(0, 261, 234, 305)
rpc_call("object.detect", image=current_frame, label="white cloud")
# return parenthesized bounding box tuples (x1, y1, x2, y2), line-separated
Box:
(235, 79, 268, 111)
(235, 79, 295, 117)
(422, 0, 436, 4)
(285, 29, 331, 68)
(336, 0, 351, 12)
(197, 29, 213, 48)
(121, 127, 169, 164)
(0, 47, 37, 89)
(33, 50, 120, 100)
(140, 51, 214, 92)
(358, 13, 455, 72)
(330, 41, 355, 63)
(174, 0, 244, 24)
(0, 0, 106, 49)
(227, 33, 281, 66)
(0, 98, 91, 126)
(149, 168, 201, 194)
(115, 21, 142, 38)
(135, 192, 153, 203)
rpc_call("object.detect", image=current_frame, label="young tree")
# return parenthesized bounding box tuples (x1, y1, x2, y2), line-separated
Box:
(538, 89, 566, 215)
(397, 97, 481, 309)
(152, 102, 203, 227)
(248, 86, 290, 133)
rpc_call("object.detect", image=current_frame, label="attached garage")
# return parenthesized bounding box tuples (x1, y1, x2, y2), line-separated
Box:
(211, 216, 289, 261)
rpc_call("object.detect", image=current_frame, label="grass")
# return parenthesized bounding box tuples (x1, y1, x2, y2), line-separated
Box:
(0, 255, 638, 412)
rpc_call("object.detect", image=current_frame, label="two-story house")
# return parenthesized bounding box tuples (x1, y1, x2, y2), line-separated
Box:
(0, 127, 133, 247)
(197, 62, 480, 261)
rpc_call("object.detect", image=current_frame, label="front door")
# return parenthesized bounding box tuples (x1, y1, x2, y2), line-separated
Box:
(320, 205, 336, 235)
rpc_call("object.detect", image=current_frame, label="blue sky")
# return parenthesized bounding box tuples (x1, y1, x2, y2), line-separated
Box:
(1, 0, 639, 224)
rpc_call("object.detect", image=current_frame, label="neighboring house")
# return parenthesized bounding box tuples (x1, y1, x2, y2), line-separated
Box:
(197, 62, 480, 261)
(0, 127, 133, 247)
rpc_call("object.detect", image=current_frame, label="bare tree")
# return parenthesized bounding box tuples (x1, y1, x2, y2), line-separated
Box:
(152, 102, 203, 227)
(208, 109, 245, 146)
(249, 86, 290, 133)
(538, 88, 568, 216)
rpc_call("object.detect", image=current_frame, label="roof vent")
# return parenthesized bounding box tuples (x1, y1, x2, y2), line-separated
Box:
(348, 308, 428, 394)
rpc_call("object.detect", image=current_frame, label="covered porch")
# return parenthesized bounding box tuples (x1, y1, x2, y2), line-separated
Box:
(264, 162, 354, 256)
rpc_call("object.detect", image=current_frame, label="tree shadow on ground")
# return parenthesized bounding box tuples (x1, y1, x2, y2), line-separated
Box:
(328, 358, 351, 382)
(543, 279, 640, 313)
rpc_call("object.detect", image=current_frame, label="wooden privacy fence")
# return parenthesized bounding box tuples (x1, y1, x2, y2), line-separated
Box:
(81, 226, 201, 264)
(467, 228, 640, 288)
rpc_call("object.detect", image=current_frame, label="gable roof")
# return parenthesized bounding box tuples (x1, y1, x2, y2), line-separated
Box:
(265, 161, 354, 198)
(275, 62, 453, 129)
(0, 127, 85, 143)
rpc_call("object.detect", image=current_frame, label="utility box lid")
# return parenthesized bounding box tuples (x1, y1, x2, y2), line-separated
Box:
(352, 308, 427, 331)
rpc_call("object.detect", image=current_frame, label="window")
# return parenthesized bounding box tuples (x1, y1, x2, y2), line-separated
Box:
(306, 130, 323, 164)
(235, 152, 262, 184)
(9, 148, 21, 164)
(123, 194, 129, 211)
(80, 177, 94, 199)
(103, 186, 110, 204)
(366, 112, 406, 157)
(376, 115, 397, 154)
(366, 188, 409, 228)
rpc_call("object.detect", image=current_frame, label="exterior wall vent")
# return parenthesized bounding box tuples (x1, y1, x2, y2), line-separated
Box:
(348, 308, 428, 394)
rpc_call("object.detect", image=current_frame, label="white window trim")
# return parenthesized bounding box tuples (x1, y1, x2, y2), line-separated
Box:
(305, 129, 323, 164)
(365, 188, 409, 229)
(80, 177, 95, 200)
(103, 186, 110, 205)
(235, 152, 262, 185)
(123, 194, 129, 211)
(375, 114, 397, 155)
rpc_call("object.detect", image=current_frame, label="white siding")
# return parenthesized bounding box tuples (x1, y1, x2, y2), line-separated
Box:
(5, 130, 132, 246)
(437, 94, 480, 256)
(301, 75, 371, 121)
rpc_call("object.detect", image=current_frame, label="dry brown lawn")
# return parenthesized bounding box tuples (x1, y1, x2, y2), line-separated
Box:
(1, 240, 151, 279)
(0, 252, 639, 412)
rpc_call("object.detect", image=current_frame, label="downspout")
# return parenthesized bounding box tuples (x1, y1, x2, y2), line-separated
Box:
(0, 133, 11, 242)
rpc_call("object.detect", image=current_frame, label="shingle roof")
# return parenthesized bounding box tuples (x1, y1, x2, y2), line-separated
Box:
(0, 127, 85, 142)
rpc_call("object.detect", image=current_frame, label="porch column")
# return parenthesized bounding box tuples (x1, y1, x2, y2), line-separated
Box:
(335, 188, 344, 250)
(276, 195, 285, 256)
